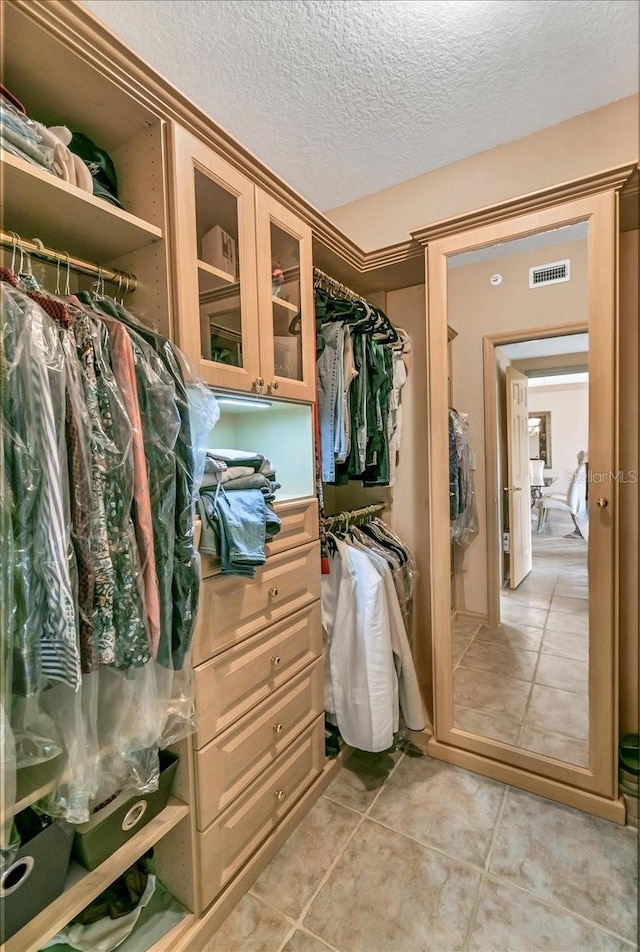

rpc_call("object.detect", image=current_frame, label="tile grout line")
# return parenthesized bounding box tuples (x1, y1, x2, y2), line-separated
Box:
(283, 751, 408, 943)
(516, 632, 545, 746)
(259, 753, 407, 952)
(461, 786, 510, 952)
(363, 813, 489, 878)
(484, 872, 639, 947)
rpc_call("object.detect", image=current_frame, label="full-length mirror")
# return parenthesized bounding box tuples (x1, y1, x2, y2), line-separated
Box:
(448, 217, 590, 765)
(427, 192, 618, 808)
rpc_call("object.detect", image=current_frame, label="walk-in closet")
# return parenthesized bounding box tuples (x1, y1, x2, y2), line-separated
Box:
(1, 2, 638, 950)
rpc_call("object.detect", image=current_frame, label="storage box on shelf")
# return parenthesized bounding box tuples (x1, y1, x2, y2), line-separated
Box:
(72, 751, 180, 871)
(2, 799, 189, 952)
(170, 124, 316, 399)
(0, 811, 74, 943)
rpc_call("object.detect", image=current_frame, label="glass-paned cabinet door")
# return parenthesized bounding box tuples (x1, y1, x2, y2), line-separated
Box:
(256, 191, 315, 401)
(170, 125, 260, 391)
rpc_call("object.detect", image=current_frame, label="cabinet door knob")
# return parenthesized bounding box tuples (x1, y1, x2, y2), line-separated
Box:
(270, 379, 279, 391)
(255, 376, 265, 390)
(596, 497, 609, 508)
(273, 723, 284, 734)
(270, 656, 281, 667)
(268, 586, 279, 597)
(274, 789, 285, 800)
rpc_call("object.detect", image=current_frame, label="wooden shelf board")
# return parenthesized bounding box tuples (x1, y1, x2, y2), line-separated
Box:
(4, 797, 189, 952)
(271, 294, 298, 313)
(197, 259, 238, 291)
(149, 913, 196, 952)
(2, 757, 66, 825)
(0, 152, 162, 263)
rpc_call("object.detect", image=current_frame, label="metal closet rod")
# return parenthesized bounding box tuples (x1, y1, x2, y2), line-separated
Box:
(0, 232, 138, 291)
(323, 503, 386, 529)
(313, 266, 376, 308)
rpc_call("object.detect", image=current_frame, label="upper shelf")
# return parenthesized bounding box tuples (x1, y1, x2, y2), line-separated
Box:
(0, 152, 163, 263)
(197, 258, 238, 292)
(272, 295, 298, 313)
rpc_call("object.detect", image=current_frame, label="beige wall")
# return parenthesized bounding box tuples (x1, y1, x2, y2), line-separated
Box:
(327, 96, 639, 249)
(528, 382, 589, 495)
(448, 239, 588, 615)
(384, 285, 432, 722)
(619, 230, 639, 738)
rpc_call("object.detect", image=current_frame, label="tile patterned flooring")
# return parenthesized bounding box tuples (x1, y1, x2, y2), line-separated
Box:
(203, 748, 639, 952)
(203, 512, 638, 951)
(453, 512, 590, 766)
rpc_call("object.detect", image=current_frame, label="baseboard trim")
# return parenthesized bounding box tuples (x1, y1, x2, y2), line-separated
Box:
(427, 737, 627, 824)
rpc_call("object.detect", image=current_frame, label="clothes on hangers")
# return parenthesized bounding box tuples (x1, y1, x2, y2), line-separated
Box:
(449, 407, 477, 545)
(1, 267, 219, 840)
(321, 522, 423, 752)
(315, 285, 410, 487)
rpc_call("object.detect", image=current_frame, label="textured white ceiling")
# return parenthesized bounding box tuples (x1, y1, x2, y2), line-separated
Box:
(83, 0, 639, 211)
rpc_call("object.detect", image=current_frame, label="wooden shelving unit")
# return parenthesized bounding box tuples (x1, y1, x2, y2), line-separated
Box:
(4, 798, 189, 952)
(0, 152, 162, 262)
(271, 294, 298, 313)
(197, 258, 238, 291)
(3, 758, 65, 824)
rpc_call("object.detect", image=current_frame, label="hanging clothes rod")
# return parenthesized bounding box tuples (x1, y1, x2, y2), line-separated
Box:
(323, 503, 386, 529)
(0, 231, 138, 291)
(313, 266, 378, 309)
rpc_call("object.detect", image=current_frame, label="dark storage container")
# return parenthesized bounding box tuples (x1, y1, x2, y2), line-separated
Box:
(71, 750, 179, 871)
(0, 810, 74, 942)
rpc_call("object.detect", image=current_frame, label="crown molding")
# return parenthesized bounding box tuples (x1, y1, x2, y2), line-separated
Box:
(410, 164, 639, 246)
(10, 0, 417, 274)
(8, 2, 637, 279)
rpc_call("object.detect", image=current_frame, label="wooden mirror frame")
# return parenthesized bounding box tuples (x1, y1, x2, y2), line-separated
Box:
(418, 172, 635, 823)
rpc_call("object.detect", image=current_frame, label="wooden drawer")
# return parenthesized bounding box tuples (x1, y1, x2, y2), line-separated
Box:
(264, 498, 319, 557)
(194, 601, 322, 747)
(199, 498, 319, 579)
(195, 659, 323, 828)
(193, 541, 320, 665)
(198, 716, 324, 910)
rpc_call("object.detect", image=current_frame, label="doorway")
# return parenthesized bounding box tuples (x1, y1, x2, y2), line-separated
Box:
(481, 327, 590, 765)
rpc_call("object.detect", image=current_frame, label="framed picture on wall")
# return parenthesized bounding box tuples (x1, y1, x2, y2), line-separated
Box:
(528, 410, 551, 467)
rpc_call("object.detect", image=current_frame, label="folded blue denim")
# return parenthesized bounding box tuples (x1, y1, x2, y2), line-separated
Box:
(199, 486, 281, 576)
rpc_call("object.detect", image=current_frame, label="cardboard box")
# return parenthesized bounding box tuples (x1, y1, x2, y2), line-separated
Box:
(201, 225, 236, 278)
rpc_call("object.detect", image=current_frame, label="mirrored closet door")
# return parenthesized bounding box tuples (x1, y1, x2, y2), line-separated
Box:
(425, 189, 621, 814)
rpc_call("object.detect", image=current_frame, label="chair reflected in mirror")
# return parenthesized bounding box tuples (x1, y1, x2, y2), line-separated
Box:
(536, 456, 588, 539)
(529, 458, 545, 507)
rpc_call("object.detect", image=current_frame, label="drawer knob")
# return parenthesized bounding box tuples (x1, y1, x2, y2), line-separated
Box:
(274, 789, 285, 801)
(273, 723, 284, 734)
(268, 586, 279, 598)
(270, 656, 281, 667)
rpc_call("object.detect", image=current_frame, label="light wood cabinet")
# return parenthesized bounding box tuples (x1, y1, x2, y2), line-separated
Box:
(195, 660, 323, 827)
(197, 718, 324, 911)
(170, 125, 316, 400)
(194, 603, 322, 746)
(192, 542, 321, 665)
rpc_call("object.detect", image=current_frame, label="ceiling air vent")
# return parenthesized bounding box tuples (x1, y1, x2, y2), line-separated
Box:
(529, 259, 570, 289)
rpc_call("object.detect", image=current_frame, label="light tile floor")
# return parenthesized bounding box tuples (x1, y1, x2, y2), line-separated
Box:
(453, 511, 590, 765)
(203, 749, 639, 952)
